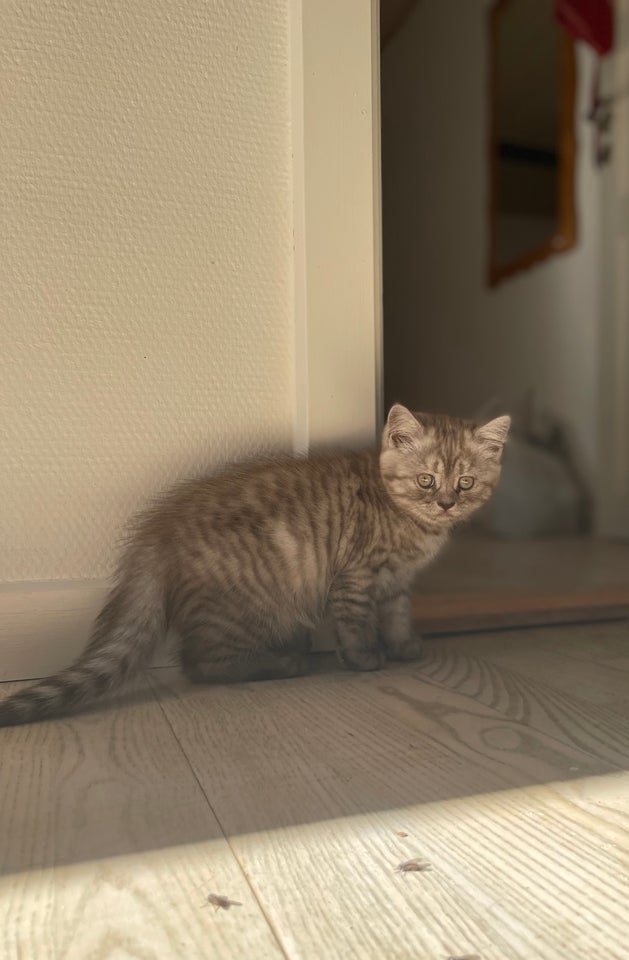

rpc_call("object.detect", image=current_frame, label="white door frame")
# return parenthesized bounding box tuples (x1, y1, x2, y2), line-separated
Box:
(598, 0, 629, 538)
(291, 0, 383, 454)
(1, 2, 384, 681)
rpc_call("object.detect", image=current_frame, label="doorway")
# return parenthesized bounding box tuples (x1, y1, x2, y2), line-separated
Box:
(379, 0, 629, 632)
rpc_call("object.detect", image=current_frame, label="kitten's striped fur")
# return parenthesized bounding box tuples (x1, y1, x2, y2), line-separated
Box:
(0, 405, 510, 726)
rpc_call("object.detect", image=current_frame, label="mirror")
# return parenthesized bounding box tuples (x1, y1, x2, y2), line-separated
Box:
(489, 0, 576, 286)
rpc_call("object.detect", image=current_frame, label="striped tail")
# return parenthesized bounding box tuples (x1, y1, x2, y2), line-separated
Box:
(0, 575, 164, 727)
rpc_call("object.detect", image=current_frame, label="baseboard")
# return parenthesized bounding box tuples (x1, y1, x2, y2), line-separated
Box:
(0, 579, 187, 682)
(0, 580, 109, 681)
(0, 579, 338, 682)
(4, 569, 628, 682)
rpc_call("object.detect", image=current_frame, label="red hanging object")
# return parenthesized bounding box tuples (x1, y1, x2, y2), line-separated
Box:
(555, 0, 614, 55)
(556, 0, 615, 164)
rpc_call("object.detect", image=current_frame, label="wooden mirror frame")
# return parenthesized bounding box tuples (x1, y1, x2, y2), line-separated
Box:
(488, 1, 577, 287)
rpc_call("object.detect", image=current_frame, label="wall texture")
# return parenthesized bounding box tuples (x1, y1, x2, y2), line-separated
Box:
(382, 0, 601, 485)
(0, 0, 294, 581)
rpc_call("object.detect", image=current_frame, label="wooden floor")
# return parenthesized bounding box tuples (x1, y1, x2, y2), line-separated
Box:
(413, 536, 629, 632)
(2, 619, 629, 959)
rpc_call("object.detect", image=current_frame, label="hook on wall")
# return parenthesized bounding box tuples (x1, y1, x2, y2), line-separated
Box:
(585, 57, 614, 165)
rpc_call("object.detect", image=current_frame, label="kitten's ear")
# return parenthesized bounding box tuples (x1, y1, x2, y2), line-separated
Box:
(477, 415, 511, 448)
(384, 404, 424, 450)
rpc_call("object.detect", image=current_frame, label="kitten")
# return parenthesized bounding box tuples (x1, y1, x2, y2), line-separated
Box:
(0, 404, 509, 727)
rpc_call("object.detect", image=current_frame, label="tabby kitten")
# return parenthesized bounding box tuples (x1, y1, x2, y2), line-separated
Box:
(0, 404, 509, 727)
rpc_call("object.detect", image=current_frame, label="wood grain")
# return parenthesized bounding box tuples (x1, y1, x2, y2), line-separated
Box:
(0, 681, 283, 960)
(460, 639, 629, 714)
(5, 616, 629, 959)
(151, 658, 629, 959)
(421, 636, 629, 768)
(413, 586, 629, 633)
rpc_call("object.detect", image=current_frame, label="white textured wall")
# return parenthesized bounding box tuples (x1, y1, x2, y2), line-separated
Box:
(382, 0, 601, 484)
(0, 0, 293, 582)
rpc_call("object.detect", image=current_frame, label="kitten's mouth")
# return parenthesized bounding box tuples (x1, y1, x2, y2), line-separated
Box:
(422, 506, 459, 525)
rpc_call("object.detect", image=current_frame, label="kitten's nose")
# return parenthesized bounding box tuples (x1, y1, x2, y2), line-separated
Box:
(437, 498, 455, 512)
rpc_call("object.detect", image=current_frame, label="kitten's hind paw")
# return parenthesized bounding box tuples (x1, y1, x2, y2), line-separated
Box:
(385, 635, 424, 662)
(337, 644, 386, 673)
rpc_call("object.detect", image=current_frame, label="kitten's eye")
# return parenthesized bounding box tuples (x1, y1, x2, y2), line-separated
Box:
(417, 473, 435, 489)
(458, 476, 474, 490)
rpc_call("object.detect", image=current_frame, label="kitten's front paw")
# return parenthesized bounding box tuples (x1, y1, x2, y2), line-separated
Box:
(337, 644, 385, 672)
(385, 634, 424, 662)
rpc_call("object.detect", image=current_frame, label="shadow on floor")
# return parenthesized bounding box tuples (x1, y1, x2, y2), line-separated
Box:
(4, 619, 628, 877)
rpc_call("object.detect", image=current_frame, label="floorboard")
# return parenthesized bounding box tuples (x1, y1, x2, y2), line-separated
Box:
(0, 681, 284, 960)
(429, 624, 629, 715)
(420, 632, 629, 768)
(414, 537, 629, 632)
(3, 617, 629, 959)
(151, 648, 629, 960)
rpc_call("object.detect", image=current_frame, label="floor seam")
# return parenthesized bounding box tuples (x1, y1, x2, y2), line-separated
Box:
(146, 671, 292, 960)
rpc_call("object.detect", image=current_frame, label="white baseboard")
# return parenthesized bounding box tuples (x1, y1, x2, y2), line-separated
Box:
(0, 579, 335, 682)
(0, 579, 110, 681)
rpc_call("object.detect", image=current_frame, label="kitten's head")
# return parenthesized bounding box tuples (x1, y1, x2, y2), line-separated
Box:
(379, 404, 510, 529)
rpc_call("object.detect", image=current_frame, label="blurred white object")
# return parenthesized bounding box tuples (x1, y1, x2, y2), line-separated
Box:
(474, 392, 587, 538)
(480, 433, 581, 537)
